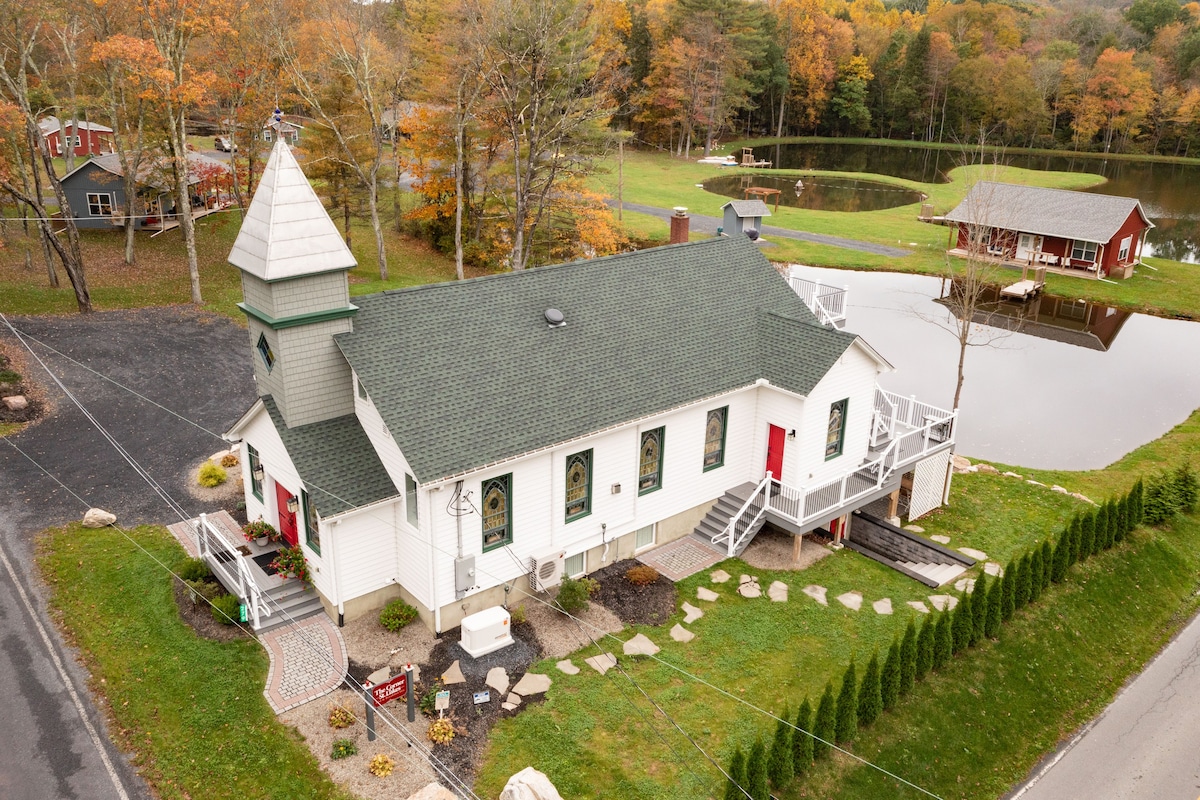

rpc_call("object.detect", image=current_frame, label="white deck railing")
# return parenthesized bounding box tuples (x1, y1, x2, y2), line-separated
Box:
(787, 272, 848, 328)
(193, 513, 270, 629)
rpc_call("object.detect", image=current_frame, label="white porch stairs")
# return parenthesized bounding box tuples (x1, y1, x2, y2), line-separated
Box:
(692, 482, 769, 557)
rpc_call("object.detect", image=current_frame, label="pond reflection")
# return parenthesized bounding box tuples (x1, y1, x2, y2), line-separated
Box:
(702, 174, 925, 212)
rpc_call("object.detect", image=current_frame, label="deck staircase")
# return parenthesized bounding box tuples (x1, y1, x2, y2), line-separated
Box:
(255, 576, 324, 634)
(843, 511, 974, 588)
(693, 481, 768, 557)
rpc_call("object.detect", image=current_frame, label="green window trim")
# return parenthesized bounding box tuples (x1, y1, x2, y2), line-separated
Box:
(826, 398, 849, 461)
(405, 474, 418, 526)
(703, 406, 728, 472)
(638, 427, 665, 495)
(565, 449, 593, 522)
(302, 490, 321, 555)
(481, 474, 513, 552)
(256, 333, 276, 373)
(238, 302, 358, 330)
(247, 444, 263, 502)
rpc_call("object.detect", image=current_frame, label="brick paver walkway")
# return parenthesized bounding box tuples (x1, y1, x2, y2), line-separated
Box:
(637, 536, 726, 582)
(261, 614, 348, 713)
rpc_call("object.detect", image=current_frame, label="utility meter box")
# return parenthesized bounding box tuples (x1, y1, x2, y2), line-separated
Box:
(460, 606, 514, 658)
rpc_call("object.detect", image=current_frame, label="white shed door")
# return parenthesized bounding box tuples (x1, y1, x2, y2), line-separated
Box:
(909, 450, 952, 521)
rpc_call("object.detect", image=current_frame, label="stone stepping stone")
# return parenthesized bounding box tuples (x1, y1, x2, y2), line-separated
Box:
(670, 624, 695, 643)
(1051, 485, 1069, 494)
(441, 660, 466, 685)
(904, 525, 925, 533)
(802, 585, 828, 605)
(954, 578, 976, 594)
(682, 602, 704, 624)
(929, 594, 958, 612)
(506, 692, 522, 707)
(584, 653, 617, 675)
(738, 579, 762, 599)
(710, 569, 731, 584)
(556, 660, 580, 675)
(768, 581, 789, 602)
(930, 534, 951, 544)
(907, 601, 930, 614)
(1003, 471, 1023, 479)
(836, 591, 862, 611)
(697, 587, 719, 602)
(983, 562, 1004, 577)
(872, 598, 893, 615)
(486, 667, 509, 695)
(502, 701, 519, 711)
(959, 547, 988, 561)
(512, 673, 552, 696)
(623, 633, 660, 657)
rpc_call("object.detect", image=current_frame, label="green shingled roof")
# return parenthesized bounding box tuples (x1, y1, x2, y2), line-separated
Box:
(335, 236, 858, 484)
(262, 396, 398, 516)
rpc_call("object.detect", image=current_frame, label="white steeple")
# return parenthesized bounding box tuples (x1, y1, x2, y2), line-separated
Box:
(228, 139, 357, 281)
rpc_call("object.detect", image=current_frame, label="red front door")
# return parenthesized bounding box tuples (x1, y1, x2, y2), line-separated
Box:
(275, 482, 299, 547)
(766, 424, 786, 480)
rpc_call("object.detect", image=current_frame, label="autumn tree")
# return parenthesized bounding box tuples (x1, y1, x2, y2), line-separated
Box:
(1074, 48, 1154, 152)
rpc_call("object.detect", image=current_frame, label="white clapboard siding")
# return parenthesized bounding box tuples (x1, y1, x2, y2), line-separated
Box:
(794, 344, 882, 486)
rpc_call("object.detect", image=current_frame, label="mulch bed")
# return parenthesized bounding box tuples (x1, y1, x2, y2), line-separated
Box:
(589, 558, 678, 627)
(172, 578, 250, 644)
(0, 348, 45, 426)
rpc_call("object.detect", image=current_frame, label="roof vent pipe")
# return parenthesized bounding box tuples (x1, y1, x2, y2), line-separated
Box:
(544, 308, 566, 328)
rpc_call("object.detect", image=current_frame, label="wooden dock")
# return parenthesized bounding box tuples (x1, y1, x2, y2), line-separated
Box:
(1000, 265, 1047, 301)
(740, 147, 772, 168)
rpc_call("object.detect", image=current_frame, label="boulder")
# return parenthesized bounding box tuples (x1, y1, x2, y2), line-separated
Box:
(977, 463, 1000, 475)
(407, 784, 458, 800)
(501, 767, 566, 800)
(82, 508, 116, 528)
(952, 455, 972, 473)
(2, 395, 28, 411)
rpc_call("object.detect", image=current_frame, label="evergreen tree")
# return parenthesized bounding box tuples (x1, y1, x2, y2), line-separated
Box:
(1107, 498, 1120, 547)
(1068, 516, 1081, 566)
(1132, 478, 1145, 527)
(858, 652, 883, 726)
(1116, 494, 1130, 542)
(985, 575, 1002, 638)
(768, 708, 794, 788)
(899, 619, 917, 695)
(1040, 540, 1054, 590)
(1080, 512, 1096, 562)
(971, 574, 988, 645)
(747, 737, 769, 800)
(725, 746, 746, 800)
(835, 661, 858, 743)
(951, 593, 972, 653)
(1001, 560, 1017, 620)
(1029, 548, 1043, 604)
(1052, 529, 1070, 583)
(915, 615, 934, 680)
(813, 682, 835, 760)
(881, 640, 901, 710)
(1016, 552, 1032, 610)
(933, 611, 952, 669)
(793, 698, 813, 776)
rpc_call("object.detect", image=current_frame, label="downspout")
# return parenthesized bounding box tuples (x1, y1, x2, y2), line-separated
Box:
(328, 517, 343, 627)
(426, 485, 441, 635)
(454, 480, 464, 559)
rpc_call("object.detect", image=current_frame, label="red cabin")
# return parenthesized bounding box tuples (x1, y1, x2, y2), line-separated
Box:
(38, 116, 115, 158)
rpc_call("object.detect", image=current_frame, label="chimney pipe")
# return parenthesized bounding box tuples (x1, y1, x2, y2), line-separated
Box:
(669, 207, 689, 245)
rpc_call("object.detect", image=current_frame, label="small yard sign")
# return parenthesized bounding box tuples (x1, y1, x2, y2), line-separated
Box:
(369, 673, 408, 708)
(435, 690, 450, 712)
(473, 690, 490, 705)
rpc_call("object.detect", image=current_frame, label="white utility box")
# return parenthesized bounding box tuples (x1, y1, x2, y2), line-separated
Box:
(460, 605, 514, 658)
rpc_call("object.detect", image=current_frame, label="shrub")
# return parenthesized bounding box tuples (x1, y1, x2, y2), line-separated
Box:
(1015, 553, 1032, 610)
(1040, 540, 1054, 590)
(0, 368, 21, 384)
(1080, 512, 1096, 561)
(624, 564, 660, 586)
(1052, 530, 1069, 583)
(509, 604, 527, 625)
(1028, 550, 1043, 604)
(933, 612, 952, 669)
(724, 746, 746, 800)
(1178, 463, 1198, 514)
(185, 578, 222, 605)
(331, 739, 357, 760)
(1067, 516, 1082, 566)
(328, 704, 356, 729)
(951, 594, 972, 653)
(767, 707, 793, 788)
(746, 737, 769, 800)
(1140, 465, 1194, 526)
(379, 599, 418, 631)
(812, 682, 835, 760)
(427, 718, 454, 745)
(971, 574, 988, 645)
(197, 462, 227, 488)
(1001, 561, 1017, 620)
(915, 616, 934, 680)
(269, 546, 310, 583)
(220, 453, 239, 468)
(178, 557, 211, 582)
(211, 593, 241, 625)
(419, 682, 443, 717)
(793, 697, 813, 775)
(899, 620, 917, 695)
(835, 661, 857, 744)
(985, 577, 1002, 639)
(368, 753, 394, 777)
(1115, 496, 1130, 543)
(881, 640, 900, 710)
(555, 577, 592, 614)
(1130, 478, 1145, 527)
(242, 519, 279, 543)
(857, 652, 882, 726)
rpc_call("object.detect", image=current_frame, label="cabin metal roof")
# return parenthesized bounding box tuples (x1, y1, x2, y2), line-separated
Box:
(721, 199, 772, 218)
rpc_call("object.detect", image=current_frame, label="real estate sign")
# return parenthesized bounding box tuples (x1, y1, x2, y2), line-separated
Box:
(369, 673, 408, 707)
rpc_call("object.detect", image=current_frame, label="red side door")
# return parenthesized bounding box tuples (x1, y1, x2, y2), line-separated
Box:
(765, 424, 786, 481)
(275, 482, 299, 547)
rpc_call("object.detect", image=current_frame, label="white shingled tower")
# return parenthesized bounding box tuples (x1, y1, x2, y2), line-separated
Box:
(228, 139, 359, 428)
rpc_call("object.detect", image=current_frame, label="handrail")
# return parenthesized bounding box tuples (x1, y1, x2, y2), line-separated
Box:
(787, 273, 847, 327)
(715, 474, 774, 557)
(194, 513, 269, 629)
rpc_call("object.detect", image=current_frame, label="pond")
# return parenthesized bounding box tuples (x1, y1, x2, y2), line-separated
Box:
(702, 174, 925, 213)
(754, 142, 1200, 262)
(787, 263, 1200, 470)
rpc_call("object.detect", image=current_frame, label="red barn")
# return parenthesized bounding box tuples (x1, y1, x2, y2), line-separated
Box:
(38, 116, 115, 158)
(944, 181, 1154, 280)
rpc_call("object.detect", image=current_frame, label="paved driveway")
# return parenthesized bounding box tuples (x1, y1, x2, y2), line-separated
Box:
(0, 307, 255, 800)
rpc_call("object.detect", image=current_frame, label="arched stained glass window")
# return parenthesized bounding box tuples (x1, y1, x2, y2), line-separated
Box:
(704, 407, 727, 470)
(826, 399, 848, 459)
(639, 427, 664, 494)
(565, 450, 592, 521)
(482, 474, 512, 550)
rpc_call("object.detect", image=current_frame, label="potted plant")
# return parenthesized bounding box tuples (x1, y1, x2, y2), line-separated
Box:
(269, 546, 310, 583)
(242, 519, 279, 547)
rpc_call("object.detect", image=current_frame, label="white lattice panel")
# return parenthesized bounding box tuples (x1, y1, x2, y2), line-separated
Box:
(909, 450, 952, 521)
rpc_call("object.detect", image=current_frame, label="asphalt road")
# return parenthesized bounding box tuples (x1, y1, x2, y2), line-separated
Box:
(0, 308, 254, 800)
(1009, 605, 1200, 800)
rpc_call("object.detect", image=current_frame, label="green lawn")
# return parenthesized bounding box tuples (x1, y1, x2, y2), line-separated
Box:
(38, 524, 353, 800)
(474, 409, 1200, 799)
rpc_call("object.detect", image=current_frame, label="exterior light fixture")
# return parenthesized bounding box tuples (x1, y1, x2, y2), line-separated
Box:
(787, 430, 796, 440)
(252, 464, 265, 482)
(286, 495, 300, 514)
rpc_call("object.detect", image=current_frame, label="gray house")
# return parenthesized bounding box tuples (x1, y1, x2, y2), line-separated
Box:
(59, 152, 232, 231)
(722, 200, 771, 237)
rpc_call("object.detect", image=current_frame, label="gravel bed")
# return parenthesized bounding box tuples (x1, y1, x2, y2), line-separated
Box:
(738, 527, 833, 572)
(521, 594, 625, 659)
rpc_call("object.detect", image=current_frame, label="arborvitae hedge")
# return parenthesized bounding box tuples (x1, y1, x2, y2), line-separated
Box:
(881, 640, 901, 710)
(1016, 552, 1033, 610)
(725, 746, 746, 800)
(1040, 540, 1053, 590)
(1052, 529, 1069, 583)
(951, 593, 972, 654)
(813, 682, 835, 760)
(915, 615, 934, 680)
(985, 576, 1002, 638)
(793, 698, 813, 776)
(1131, 478, 1144, 526)
(1068, 516, 1081, 566)
(1083, 509, 1098, 560)
(857, 653, 882, 726)
(1001, 560, 1016, 620)
(933, 611, 953, 669)
(970, 574, 988, 646)
(1106, 498, 1120, 547)
(1028, 548, 1043, 604)
(900, 620, 917, 696)
(747, 737, 769, 800)
(835, 661, 858, 744)
(768, 708, 793, 788)
(1116, 494, 1130, 542)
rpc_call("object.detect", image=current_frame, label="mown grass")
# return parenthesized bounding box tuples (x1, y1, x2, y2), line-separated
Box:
(474, 408, 1200, 799)
(37, 523, 353, 800)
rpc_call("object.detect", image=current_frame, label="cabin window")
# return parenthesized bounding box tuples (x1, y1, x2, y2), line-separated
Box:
(565, 450, 592, 522)
(302, 490, 320, 554)
(248, 444, 263, 501)
(481, 474, 512, 551)
(638, 427, 665, 495)
(86, 193, 113, 217)
(1118, 235, 1132, 261)
(564, 552, 585, 578)
(1070, 240, 1098, 262)
(263, 128, 273, 142)
(635, 524, 655, 550)
(405, 474, 418, 526)
(826, 399, 848, 460)
(704, 407, 728, 471)
(256, 333, 275, 372)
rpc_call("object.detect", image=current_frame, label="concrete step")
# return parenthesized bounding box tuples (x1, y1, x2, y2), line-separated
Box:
(899, 561, 967, 587)
(253, 589, 325, 633)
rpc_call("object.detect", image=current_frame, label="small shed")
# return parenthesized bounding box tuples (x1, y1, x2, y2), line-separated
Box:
(721, 199, 771, 237)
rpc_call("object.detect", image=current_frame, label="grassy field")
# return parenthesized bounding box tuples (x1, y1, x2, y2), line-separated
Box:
(473, 408, 1200, 799)
(38, 524, 354, 800)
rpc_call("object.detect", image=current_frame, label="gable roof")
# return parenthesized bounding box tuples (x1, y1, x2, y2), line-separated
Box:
(38, 116, 114, 135)
(336, 236, 862, 484)
(227, 140, 357, 281)
(261, 396, 398, 516)
(61, 151, 229, 191)
(944, 181, 1154, 244)
(722, 199, 772, 218)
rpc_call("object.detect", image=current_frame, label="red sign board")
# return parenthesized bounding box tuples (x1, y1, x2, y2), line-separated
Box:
(369, 673, 408, 708)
